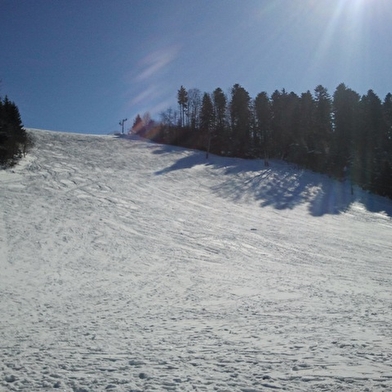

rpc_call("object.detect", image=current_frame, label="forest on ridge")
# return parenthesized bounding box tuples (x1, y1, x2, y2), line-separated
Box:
(131, 83, 392, 199)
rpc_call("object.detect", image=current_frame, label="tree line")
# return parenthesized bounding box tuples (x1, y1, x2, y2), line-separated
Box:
(131, 83, 392, 199)
(0, 96, 31, 167)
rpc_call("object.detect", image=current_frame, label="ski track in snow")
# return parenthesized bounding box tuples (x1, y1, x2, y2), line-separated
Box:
(1, 129, 391, 392)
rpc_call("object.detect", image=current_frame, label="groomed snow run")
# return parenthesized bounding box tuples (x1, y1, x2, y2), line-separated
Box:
(1, 129, 391, 392)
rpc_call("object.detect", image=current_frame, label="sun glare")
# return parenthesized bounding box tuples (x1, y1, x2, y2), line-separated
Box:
(303, 0, 372, 84)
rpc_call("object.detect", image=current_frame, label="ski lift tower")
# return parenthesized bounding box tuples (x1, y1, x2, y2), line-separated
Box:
(119, 118, 128, 135)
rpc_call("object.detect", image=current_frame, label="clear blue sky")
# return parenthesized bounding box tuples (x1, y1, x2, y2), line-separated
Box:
(1, 0, 391, 134)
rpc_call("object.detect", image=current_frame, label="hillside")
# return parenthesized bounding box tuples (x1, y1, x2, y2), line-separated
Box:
(1, 129, 391, 391)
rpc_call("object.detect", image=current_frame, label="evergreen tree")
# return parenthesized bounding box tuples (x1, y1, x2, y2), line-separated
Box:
(382, 93, 392, 155)
(330, 83, 360, 178)
(382, 93, 392, 197)
(355, 90, 383, 189)
(254, 91, 271, 163)
(0, 96, 29, 166)
(296, 91, 316, 168)
(212, 87, 228, 154)
(270, 89, 298, 159)
(177, 86, 188, 128)
(270, 89, 287, 158)
(230, 84, 252, 157)
(376, 160, 392, 198)
(200, 93, 214, 158)
(367, 92, 392, 197)
(299, 91, 315, 145)
(287, 92, 301, 157)
(313, 85, 332, 170)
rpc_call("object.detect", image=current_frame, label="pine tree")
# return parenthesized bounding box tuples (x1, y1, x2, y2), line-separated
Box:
(355, 90, 383, 190)
(270, 89, 298, 159)
(286, 92, 301, 158)
(254, 91, 271, 163)
(230, 84, 252, 157)
(296, 91, 316, 168)
(382, 93, 392, 156)
(372, 94, 392, 197)
(0, 96, 28, 166)
(200, 93, 214, 158)
(330, 83, 360, 178)
(177, 86, 188, 128)
(270, 89, 286, 158)
(313, 85, 332, 170)
(376, 160, 392, 198)
(212, 88, 228, 154)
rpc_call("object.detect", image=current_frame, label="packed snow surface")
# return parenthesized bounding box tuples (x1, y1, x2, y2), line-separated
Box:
(1, 129, 392, 392)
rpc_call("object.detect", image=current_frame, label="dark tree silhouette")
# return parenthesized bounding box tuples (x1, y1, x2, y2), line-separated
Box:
(0, 96, 31, 166)
(177, 86, 188, 128)
(230, 84, 252, 157)
(254, 91, 271, 164)
(212, 87, 228, 154)
(200, 93, 214, 158)
(330, 83, 360, 178)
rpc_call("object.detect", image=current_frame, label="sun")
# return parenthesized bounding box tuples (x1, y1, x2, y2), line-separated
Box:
(298, 0, 374, 86)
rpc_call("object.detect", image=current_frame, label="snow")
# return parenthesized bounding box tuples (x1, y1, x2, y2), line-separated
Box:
(1, 129, 391, 391)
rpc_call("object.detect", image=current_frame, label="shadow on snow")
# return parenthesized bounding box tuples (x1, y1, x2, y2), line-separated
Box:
(150, 143, 392, 218)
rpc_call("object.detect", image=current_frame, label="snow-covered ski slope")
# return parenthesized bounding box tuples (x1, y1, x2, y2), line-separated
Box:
(1, 129, 391, 392)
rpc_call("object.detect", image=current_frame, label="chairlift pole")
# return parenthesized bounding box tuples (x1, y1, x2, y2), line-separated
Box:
(119, 118, 128, 134)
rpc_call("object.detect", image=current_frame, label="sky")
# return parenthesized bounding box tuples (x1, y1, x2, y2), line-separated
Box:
(1, 0, 392, 135)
